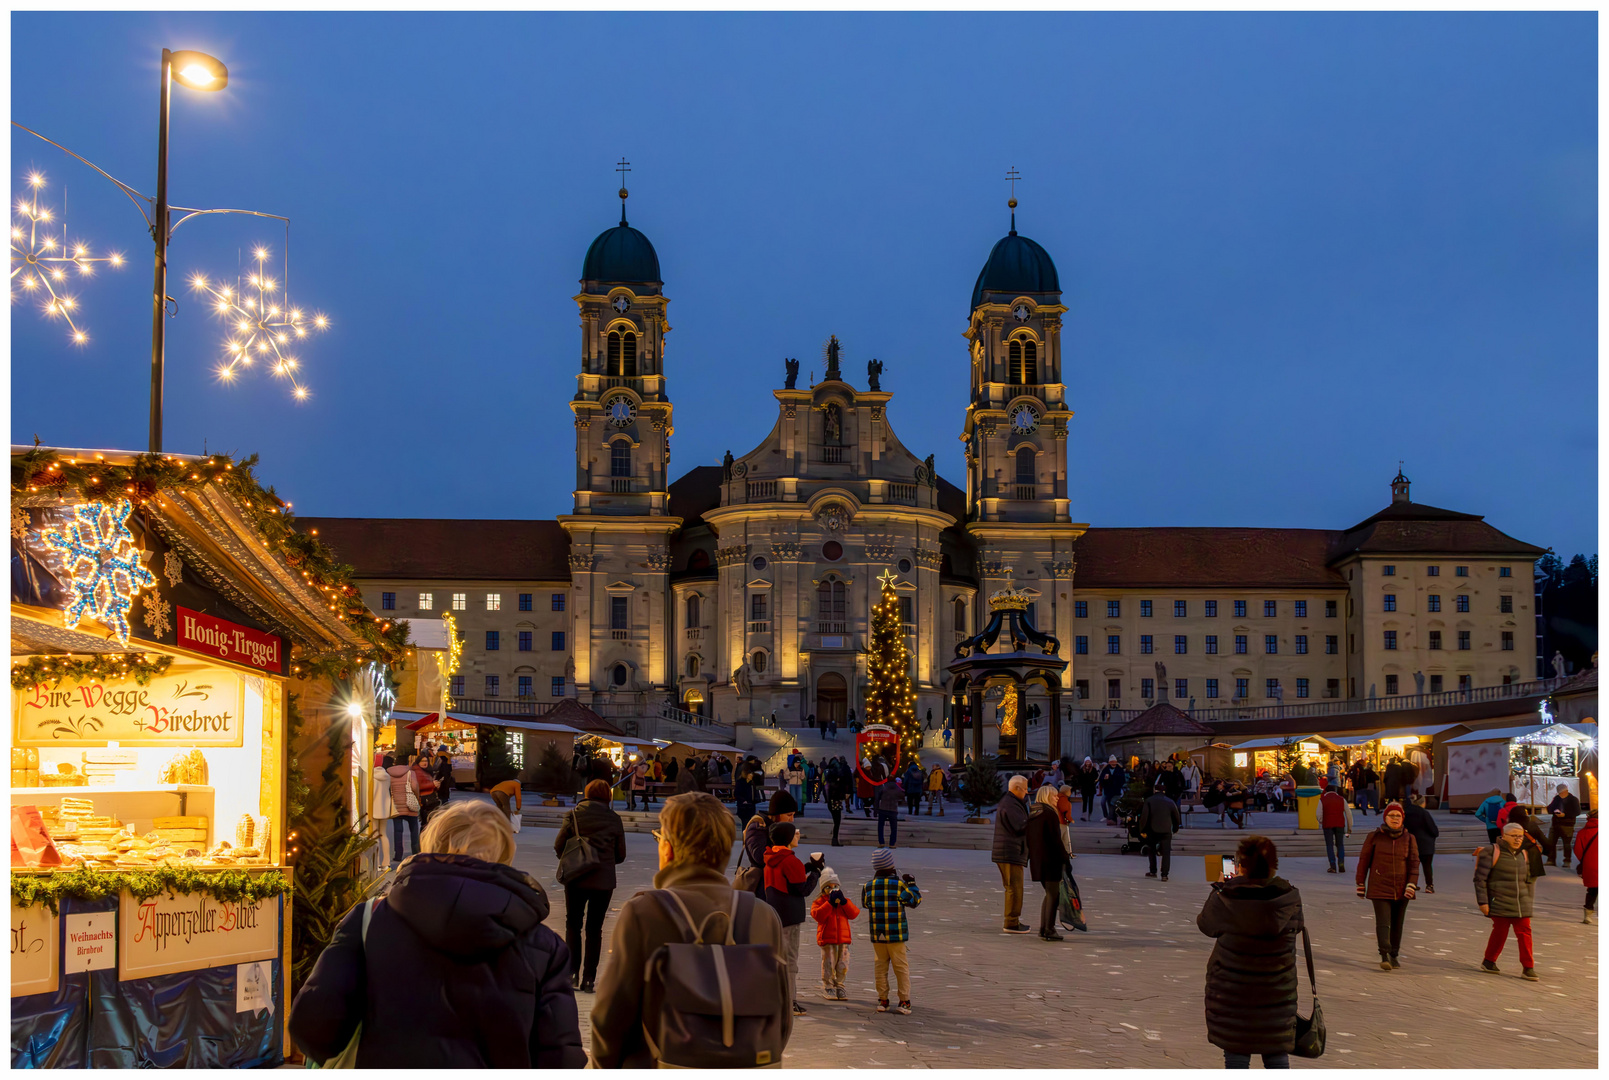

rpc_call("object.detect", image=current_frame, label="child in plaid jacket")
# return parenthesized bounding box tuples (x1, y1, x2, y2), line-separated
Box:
(859, 848, 922, 1014)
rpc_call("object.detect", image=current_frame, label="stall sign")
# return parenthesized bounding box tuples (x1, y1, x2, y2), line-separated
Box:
(15, 666, 246, 747)
(120, 889, 279, 980)
(64, 911, 115, 974)
(11, 903, 59, 996)
(177, 608, 284, 675)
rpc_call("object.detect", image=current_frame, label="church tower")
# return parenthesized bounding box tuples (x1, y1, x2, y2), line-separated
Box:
(960, 186, 1086, 705)
(559, 175, 681, 708)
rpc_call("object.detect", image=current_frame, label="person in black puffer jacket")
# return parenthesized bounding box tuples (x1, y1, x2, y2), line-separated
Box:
(289, 800, 584, 1068)
(553, 779, 627, 993)
(1197, 834, 1304, 1069)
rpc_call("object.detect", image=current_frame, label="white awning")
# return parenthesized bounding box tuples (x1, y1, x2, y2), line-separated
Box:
(1366, 724, 1467, 741)
(1324, 732, 1382, 748)
(1230, 735, 1337, 751)
(1445, 725, 1591, 746)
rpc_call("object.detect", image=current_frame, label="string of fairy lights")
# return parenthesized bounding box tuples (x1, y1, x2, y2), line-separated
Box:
(190, 245, 328, 401)
(10, 172, 125, 344)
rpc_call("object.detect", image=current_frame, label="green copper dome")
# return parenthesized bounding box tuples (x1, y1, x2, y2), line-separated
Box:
(971, 228, 1060, 310)
(582, 223, 661, 286)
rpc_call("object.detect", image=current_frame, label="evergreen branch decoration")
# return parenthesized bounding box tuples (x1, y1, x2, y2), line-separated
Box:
(12, 447, 408, 670)
(12, 652, 174, 690)
(864, 569, 922, 759)
(11, 864, 289, 915)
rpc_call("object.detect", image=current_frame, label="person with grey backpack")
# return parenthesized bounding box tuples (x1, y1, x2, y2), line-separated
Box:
(589, 793, 791, 1068)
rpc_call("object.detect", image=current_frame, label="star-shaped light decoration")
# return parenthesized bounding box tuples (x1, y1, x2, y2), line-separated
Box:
(189, 245, 328, 401)
(40, 499, 158, 644)
(877, 567, 900, 589)
(10, 172, 125, 345)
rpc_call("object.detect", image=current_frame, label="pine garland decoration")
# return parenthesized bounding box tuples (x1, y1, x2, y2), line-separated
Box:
(865, 571, 922, 759)
(12, 447, 409, 670)
(12, 652, 174, 690)
(11, 864, 290, 915)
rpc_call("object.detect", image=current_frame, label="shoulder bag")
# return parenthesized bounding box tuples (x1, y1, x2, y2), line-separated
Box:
(1293, 923, 1326, 1058)
(317, 898, 381, 1068)
(402, 770, 420, 814)
(556, 810, 603, 885)
(731, 822, 764, 896)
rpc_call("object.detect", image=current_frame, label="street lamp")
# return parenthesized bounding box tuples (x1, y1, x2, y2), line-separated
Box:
(149, 48, 228, 453)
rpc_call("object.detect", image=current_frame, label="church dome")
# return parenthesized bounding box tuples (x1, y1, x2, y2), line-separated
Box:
(971, 229, 1059, 310)
(581, 223, 661, 286)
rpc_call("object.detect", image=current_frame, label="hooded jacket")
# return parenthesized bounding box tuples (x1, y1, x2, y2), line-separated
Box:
(763, 846, 821, 927)
(1475, 793, 1506, 827)
(809, 882, 860, 945)
(288, 854, 584, 1068)
(1196, 877, 1304, 1055)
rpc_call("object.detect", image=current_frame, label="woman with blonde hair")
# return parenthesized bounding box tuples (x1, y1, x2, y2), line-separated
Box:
(1025, 785, 1071, 942)
(289, 799, 584, 1068)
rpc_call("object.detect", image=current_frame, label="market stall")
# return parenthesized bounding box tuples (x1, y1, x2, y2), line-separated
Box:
(1226, 734, 1337, 779)
(1444, 724, 1595, 811)
(10, 447, 404, 1068)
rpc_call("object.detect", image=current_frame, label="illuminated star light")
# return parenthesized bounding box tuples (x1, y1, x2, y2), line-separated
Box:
(10, 172, 125, 344)
(40, 499, 158, 644)
(189, 244, 328, 401)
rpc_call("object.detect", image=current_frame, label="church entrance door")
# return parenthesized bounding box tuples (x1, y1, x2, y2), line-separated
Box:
(816, 672, 848, 729)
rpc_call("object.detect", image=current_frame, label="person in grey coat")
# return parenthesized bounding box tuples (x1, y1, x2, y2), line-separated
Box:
(991, 776, 1032, 933)
(1139, 789, 1182, 881)
(1475, 822, 1539, 980)
(1197, 835, 1303, 1069)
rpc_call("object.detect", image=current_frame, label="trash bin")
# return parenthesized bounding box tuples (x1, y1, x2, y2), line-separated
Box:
(1295, 786, 1323, 830)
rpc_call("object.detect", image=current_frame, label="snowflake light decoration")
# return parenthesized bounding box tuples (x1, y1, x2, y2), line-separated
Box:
(40, 499, 158, 644)
(10, 172, 125, 344)
(189, 245, 327, 401)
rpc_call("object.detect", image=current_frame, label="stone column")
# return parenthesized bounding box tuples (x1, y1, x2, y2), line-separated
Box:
(1014, 682, 1029, 761)
(952, 685, 966, 768)
(1048, 688, 1063, 762)
(970, 687, 985, 763)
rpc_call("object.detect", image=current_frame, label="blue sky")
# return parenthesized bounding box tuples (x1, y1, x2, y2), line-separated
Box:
(10, 12, 1597, 557)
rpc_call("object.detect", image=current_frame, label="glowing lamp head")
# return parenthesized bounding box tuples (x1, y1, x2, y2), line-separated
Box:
(168, 50, 229, 92)
(345, 701, 364, 718)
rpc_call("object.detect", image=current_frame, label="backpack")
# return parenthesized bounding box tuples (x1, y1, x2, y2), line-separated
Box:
(640, 889, 788, 1068)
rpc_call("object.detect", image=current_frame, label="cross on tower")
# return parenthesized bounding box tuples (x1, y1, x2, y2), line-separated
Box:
(616, 158, 631, 224)
(1005, 167, 1021, 232)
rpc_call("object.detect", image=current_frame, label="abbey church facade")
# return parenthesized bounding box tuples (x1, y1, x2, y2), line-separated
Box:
(303, 197, 1546, 736)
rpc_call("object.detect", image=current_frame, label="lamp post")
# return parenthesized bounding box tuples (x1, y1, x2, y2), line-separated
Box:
(149, 48, 228, 453)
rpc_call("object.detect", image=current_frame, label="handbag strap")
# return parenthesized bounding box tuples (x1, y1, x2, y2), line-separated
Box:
(1299, 922, 1318, 996)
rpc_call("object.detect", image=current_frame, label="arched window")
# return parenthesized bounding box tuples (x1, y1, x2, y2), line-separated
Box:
(611, 443, 632, 477)
(752, 650, 768, 674)
(622, 332, 637, 377)
(612, 663, 628, 686)
(1008, 340, 1024, 384)
(687, 549, 711, 571)
(685, 595, 701, 628)
(1022, 340, 1037, 384)
(1015, 446, 1035, 486)
(816, 577, 846, 632)
(607, 331, 622, 376)
(686, 654, 699, 677)
(953, 596, 967, 632)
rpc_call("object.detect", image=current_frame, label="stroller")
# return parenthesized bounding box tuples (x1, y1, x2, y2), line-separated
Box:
(1118, 805, 1155, 856)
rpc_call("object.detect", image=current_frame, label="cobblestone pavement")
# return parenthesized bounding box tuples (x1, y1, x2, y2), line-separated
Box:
(513, 825, 1598, 1068)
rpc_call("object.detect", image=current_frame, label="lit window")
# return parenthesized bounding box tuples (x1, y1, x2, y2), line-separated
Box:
(1174, 635, 1187, 654)
(1384, 630, 1397, 650)
(1074, 600, 1088, 618)
(1265, 635, 1278, 654)
(1205, 601, 1218, 617)
(419, 592, 434, 611)
(486, 593, 501, 611)
(1456, 595, 1470, 613)
(486, 631, 500, 650)
(1296, 678, 1309, 699)
(1107, 635, 1121, 654)
(1294, 600, 1307, 618)
(1234, 635, 1247, 654)
(1075, 636, 1088, 654)
(1458, 630, 1471, 650)
(1234, 600, 1247, 618)
(1428, 594, 1441, 612)
(1383, 594, 1396, 612)
(1295, 635, 1308, 654)
(1107, 600, 1121, 618)
(1140, 635, 1153, 654)
(552, 593, 566, 611)
(452, 593, 466, 610)
(381, 592, 396, 610)
(1455, 566, 1468, 577)
(1206, 678, 1219, 698)
(1264, 601, 1277, 618)
(1205, 635, 1218, 654)
(485, 675, 500, 697)
(1141, 600, 1153, 618)
(519, 593, 533, 611)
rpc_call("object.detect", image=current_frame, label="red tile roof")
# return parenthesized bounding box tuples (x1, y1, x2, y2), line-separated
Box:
(546, 698, 626, 737)
(295, 517, 571, 581)
(1329, 511, 1546, 561)
(1104, 702, 1216, 741)
(1072, 528, 1345, 589)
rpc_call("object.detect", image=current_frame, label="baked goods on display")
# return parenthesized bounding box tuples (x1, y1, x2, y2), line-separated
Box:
(160, 749, 209, 785)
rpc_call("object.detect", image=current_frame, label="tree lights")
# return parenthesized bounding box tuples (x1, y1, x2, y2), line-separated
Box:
(865, 568, 922, 759)
(190, 245, 327, 400)
(10, 171, 124, 344)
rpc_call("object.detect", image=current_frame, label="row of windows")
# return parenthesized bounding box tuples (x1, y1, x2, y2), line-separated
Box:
(1384, 593, 1507, 614)
(1383, 630, 1512, 651)
(450, 675, 568, 699)
(1080, 676, 1341, 701)
(1075, 599, 1334, 619)
(483, 631, 567, 652)
(1383, 565, 1505, 578)
(1076, 633, 1339, 656)
(381, 591, 566, 613)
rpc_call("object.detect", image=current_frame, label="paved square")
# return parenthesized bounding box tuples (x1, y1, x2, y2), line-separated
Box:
(512, 824, 1598, 1068)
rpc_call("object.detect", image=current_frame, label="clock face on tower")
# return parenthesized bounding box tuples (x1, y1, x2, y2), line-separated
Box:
(612, 295, 631, 314)
(1012, 304, 1030, 322)
(606, 396, 636, 428)
(1011, 404, 1040, 434)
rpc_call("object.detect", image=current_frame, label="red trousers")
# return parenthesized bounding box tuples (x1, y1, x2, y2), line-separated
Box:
(1483, 916, 1534, 968)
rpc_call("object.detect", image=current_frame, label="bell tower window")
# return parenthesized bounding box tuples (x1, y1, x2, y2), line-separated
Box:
(1022, 340, 1037, 384)
(1015, 446, 1035, 486)
(607, 330, 638, 377)
(1008, 340, 1023, 384)
(610, 443, 632, 477)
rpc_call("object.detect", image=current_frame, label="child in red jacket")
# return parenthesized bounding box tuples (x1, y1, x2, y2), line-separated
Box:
(810, 868, 861, 1001)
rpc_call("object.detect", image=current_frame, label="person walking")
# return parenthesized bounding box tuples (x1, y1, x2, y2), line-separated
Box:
(553, 778, 627, 994)
(992, 776, 1032, 934)
(385, 755, 423, 866)
(1319, 784, 1352, 873)
(1573, 810, 1598, 924)
(735, 764, 759, 828)
(1402, 794, 1440, 893)
(763, 821, 825, 1015)
(903, 763, 925, 818)
(1158, 761, 1186, 807)
(1097, 757, 1126, 824)
(825, 760, 850, 847)
(626, 759, 647, 811)
(1026, 786, 1071, 941)
(1546, 784, 1582, 869)
(1196, 835, 1304, 1070)
(860, 849, 922, 1015)
(1355, 802, 1419, 970)
(289, 800, 585, 1067)
(432, 750, 454, 806)
(809, 868, 860, 1001)
(587, 792, 791, 1067)
(875, 775, 904, 848)
(1078, 758, 1099, 821)
(786, 755, 806, 810)
(1475, 822, 1540, 980)
(1139, 783, 1181, 882)
(927, 763, 947, 816)
(1475, 789, 1507, 843)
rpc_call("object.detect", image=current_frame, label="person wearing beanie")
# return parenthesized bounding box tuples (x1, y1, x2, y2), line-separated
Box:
(809, 867, 860, 1001)
(1476, 822, 1540, 979)
(741, 789, 800, 899)
(1355, 801, 1419, 970)
(763, 818, 823, 1015)
(860, 849, 921, 1015)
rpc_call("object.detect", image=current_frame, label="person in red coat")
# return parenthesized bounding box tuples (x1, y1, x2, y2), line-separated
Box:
(809, 868, 861, 1000)
(1574, 811, 1599, 924)
(1355, 802, 1419, 971)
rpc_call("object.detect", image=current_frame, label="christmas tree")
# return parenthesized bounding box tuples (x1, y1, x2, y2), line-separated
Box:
(865, 569, 922, 759)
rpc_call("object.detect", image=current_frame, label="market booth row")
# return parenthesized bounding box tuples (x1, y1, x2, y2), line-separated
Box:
(1444, 723, 1597, 811)
(10, 447, 403, 1068)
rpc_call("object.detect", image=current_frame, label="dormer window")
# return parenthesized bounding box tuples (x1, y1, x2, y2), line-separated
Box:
(606, 330, 638, 377)
(1008, 338, 1037, 384)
